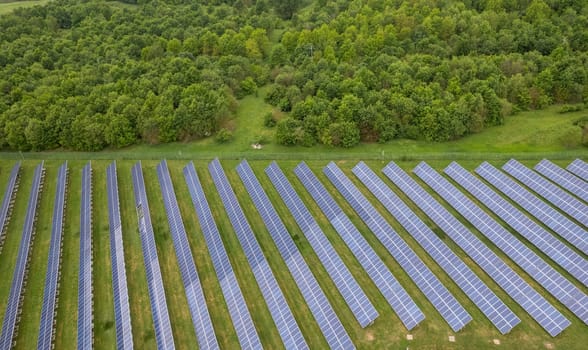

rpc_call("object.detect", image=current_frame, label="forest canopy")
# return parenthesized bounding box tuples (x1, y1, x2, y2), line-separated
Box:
(0, 0, 586, 151)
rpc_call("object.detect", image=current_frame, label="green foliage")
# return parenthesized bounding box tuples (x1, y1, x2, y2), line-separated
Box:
(263, 111, 277, 127)
(215, 127, 233, 143)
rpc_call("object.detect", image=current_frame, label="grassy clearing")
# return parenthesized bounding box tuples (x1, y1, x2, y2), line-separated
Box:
(0, 0, 48, 14)
(0, 159, 586, 349)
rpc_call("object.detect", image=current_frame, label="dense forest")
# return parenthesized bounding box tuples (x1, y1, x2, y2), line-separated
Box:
(0, 0, 586, 151)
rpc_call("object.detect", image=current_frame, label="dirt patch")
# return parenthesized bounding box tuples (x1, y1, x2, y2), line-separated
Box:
(544, 342, 554, 349)
(365, 331, 375, 341)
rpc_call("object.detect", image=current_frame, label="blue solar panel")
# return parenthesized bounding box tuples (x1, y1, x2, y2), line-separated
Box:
(156, 160, 219, 350)
(234, 160, 354, 350)
(567, 159, 588, 182)
(106, 162, 134, 350)
(265, 162, 378, 329)
(350, 162, 473, 332)
(535, 159, 588, 203)
(502, 159, 588, 227)
(77, 162, 93, 350)
(294, 162, 431, 333)
(0, 162, 20, 256)
(348, 162, 518, 334)
(476, 162, 588, 255)
(384, 161, 570, 337)
(415, 161, 588, 325)
(131, 162, 176, 350)
(207, 159, 307, 350)
(323, 162, 425, 331)
(183, 162, 262, 350)
(445, 162, 588, 287)
(38, 162, 68, 350)
(0, 161, 45, 349)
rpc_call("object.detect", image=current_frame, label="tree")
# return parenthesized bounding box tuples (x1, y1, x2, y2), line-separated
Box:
(271, 0, 301, 20)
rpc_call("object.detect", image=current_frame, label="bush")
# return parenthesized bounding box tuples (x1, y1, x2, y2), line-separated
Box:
(215, 128, 233, 143)
(264, 112, 277, 127)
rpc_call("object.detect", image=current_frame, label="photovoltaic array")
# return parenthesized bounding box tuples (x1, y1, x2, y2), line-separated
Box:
(210, 158, 308, 350)
(106, 162, 133, 350)
(156, 160, 219, 350)
(265, 161, 379, 329)
(444, 162, 588, 287)
(38, 162, 68, 350)
(476, 162, 588, 255)
(567, 159, 588, 181)
(0, 162, 20, 256)
(77, 162, 93, 350)
(414, 162, 588, 325)
(293, 162, 430, 333)
(0, 161, 45, 350)
(131, 162, 175, 350)
(323, 162, 425, 331)
(183, 162, 262, 350)
(503, 159, 588, 227)
(534, 159, 588, 202)
(236, 159, 356, 350)
(384, 161, 571, 337)
(349, 162, 472, 333)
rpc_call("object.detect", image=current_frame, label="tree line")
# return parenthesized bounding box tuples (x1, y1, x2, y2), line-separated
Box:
(0, 0, 586, 151)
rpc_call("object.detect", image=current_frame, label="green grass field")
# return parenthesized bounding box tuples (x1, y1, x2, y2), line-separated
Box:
(0, 0, 48, 14)
(0, 158, 586, 350)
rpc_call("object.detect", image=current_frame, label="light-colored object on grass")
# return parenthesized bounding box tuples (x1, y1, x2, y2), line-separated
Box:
(448, 335, 455, 342)
(406, 334, 413, 340)
(493, 339, 501, 345)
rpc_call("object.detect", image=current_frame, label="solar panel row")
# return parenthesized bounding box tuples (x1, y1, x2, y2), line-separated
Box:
(106, 162, 133, 350)
(567, 159, 588, 181)
(265, 161, 379, 329)
(384, 161, 570, 337)
(131, 162, 175, 350)
(350, 162, 472, 333)
(236, 159, 355, 350)
(0, 162, 20, 256)
(503, 159, 588, 227)
(323, 162, 425, 331)
(476, 162, 588, 256)
(414, 162, 588, 325)
(535, 159, 588, 203)
(77, 162, 93, 350)
(156, 160, 219, 350)
(444, 162, 588, 288)
(293, 162, 429, 333)
(38, 162, 68, 350)
(0, 161, 45, 350)
(183, 162, 262, 350)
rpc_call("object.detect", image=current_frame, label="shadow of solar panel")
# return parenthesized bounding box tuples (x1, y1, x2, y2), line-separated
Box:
(157, 160, 219, 350)
(183, 161, 262, 350)
(264, 161, 378, 329)
(415, 161, 588, 325)
(106, 162, 133, 350)
(131, 162, 175, 350)
(38, 162, 68, 350)
(0, 161, 45, 349)
(384, 161, 570, 337)
(476, 162, 588, 255)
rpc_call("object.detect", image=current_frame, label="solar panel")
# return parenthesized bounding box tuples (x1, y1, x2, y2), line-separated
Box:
(415, 161, 588, 325)
(476, 162, 588, 255)
(384, 161, 570, 337)
(0, 161, 45, 349)
(294, 162, 431, 333)
(502, 159, 588, 227)
(322, 162, 425, 331)
(77, 162, 93, 350)
(535, 159, 588, 203)
(567, 159, 588, 181)
(233, 160, 354, 350)
(131, 162, 175, 350)
(106, 162, 134, 350)
(156, 160, 219, 350)
(183, 162, 262, 350)
(350, 162, 474, 332)
(348, 162, 519, 334)
(264, 161, 379, 329)
(207, 159, 307, 350)
(38, 162, 69, 350)
(445, 162, 588, 287)
(0, 162, 20, 256)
